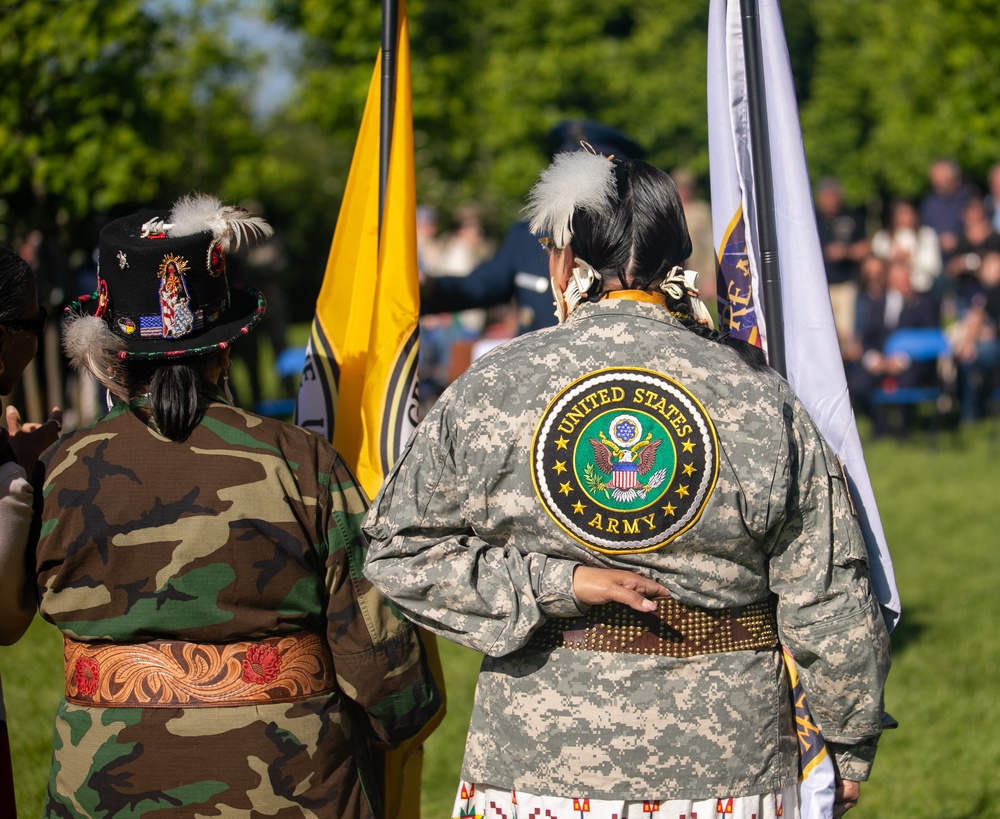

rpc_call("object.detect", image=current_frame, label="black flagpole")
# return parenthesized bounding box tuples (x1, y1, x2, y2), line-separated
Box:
(739, 0, 786, 377)
(379, 0, 399, 243)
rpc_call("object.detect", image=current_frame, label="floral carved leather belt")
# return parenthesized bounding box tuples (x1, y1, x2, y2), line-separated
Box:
(527, 595, 778, 658)
(64, 632, 336, 708)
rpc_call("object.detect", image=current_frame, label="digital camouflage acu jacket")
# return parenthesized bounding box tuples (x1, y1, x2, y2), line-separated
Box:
(364, 296, 890, 800)
(33, 399, 441, 819)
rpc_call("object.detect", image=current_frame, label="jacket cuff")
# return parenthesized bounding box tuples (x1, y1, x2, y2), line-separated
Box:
(827, 737, 879, 782)
(537, 558, 587, 618)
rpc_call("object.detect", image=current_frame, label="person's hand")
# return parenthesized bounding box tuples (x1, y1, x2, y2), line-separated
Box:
(833, 779, 860, 818)
(572, 566, 670, 612)
(6, 405, 62, 473)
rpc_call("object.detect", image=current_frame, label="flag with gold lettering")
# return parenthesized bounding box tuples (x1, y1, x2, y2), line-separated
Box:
(708, 1, 898, 816)
(294, 3, 445, 816)
(706, 0, 898, 625)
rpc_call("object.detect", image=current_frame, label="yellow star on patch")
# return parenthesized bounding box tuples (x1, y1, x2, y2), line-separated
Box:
(682, 439, 696, 453)
(572, 500, 586, 514)
(675, 484, 689, 497)
(662, 502, 676, 516)
(555, 436, 569, 450)
(559, 482, 573, 496)
(682, 462, 696, 476)
(553, 460, 567, 475)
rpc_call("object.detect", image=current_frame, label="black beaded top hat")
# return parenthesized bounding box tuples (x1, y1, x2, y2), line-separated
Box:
(65, 194, 271, 362)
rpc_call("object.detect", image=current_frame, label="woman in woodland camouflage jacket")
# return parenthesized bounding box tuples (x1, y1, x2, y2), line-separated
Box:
(364, 152, 890, 819)
(25, 197, 440, 818)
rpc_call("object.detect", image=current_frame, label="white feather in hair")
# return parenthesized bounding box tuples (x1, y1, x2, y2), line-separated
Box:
(524, 151, 618, 248)
(167, 193, 274, 251)
(62, 313, 129, 401)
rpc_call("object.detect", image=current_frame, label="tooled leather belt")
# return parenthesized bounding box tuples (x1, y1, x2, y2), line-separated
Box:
(63, 632, 336, 707)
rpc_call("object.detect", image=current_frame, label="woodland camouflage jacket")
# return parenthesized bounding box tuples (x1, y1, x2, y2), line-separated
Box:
(33, 399, 440, 818)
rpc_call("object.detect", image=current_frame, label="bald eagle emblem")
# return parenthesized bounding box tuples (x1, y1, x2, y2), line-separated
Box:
(585, 414, 667, 502)
(532, 368, 719, 555)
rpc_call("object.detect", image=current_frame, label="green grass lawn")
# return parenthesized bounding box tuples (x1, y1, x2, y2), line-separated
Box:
(4, 419, 1000, 818)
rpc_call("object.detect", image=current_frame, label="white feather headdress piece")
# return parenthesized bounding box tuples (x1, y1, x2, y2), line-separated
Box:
(62, 314, 129, 400)
(142, 194, 274, 250)
(524, 151, 618, 248)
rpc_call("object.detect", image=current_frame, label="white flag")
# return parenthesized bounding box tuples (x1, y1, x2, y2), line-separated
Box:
(707, 1, 899, 816)
(707, 0, 899, 630)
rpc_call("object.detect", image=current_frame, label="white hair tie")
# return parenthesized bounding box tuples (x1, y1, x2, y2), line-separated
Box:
(661, 266, 715, 329)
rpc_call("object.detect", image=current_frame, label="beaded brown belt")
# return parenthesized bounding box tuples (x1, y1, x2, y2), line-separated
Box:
(64, 632, 336, 708)
(527, 596, 778, 658)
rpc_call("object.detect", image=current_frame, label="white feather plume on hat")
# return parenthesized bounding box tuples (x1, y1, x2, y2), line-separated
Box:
(164, 194, 273, 250)
(524, 151, 618, 248)
(62, 314, 129, 401)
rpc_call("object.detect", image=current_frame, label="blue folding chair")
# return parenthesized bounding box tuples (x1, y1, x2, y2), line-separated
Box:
(255, 345, 307, 418)
(869, 327, 954, 439)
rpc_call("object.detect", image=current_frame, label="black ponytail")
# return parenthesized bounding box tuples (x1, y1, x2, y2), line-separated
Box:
(121, 357, 219, 442)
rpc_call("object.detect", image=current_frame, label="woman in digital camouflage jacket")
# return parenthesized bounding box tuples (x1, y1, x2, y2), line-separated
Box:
(364, 152, 890, 819)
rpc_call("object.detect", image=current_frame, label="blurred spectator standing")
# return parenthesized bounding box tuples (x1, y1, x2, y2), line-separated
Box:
(871, 198, 942, 295)
(919, 157, 971, 262)
(416, 205, 443, 277)
(816, 177, 869, 353)
(950, 249, 1000, 423)
(436, 203, 493, 282)
(846, 257, 941, 436)
(672, 167, 717, 304)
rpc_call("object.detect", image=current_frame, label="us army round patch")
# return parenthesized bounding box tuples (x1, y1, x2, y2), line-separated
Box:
(532, 368, 719, 554)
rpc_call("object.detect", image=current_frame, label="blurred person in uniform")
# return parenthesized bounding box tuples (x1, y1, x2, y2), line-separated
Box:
(420, 119, 646, 335)
(815, 177, 869, 354)
(365, 150, 889, 818)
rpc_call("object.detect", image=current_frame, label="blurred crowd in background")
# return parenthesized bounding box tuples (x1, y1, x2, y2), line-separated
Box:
(5, 153, 1000, 439)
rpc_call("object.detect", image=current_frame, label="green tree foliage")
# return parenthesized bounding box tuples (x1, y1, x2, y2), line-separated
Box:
(271, 0, 1000, 223)
(8, 0, 1000, 315)
(268, 0, 713, 230)
(0, 0, 260, 296)
(800, 0, 1000, 204)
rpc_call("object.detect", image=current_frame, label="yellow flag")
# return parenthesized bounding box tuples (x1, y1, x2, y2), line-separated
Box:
(296, 22, 418, 497)
(295, 4, 446, 817)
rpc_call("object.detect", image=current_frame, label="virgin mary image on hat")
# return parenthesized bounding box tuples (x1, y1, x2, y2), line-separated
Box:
(63, 194, 272, 397)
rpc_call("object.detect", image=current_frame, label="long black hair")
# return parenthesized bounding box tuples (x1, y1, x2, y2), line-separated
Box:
(570, 159, 768, 370)
(119, 356, 222, 442)
(569, 159, 692, 294)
